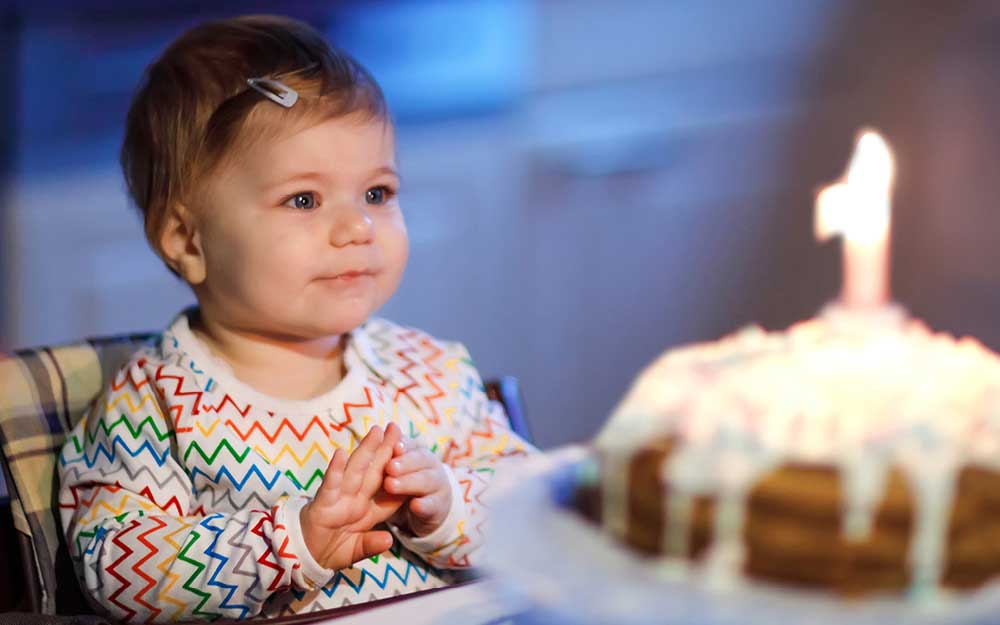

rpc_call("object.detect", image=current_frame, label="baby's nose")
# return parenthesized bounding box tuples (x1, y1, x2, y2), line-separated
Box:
(329, 204, 374, 247)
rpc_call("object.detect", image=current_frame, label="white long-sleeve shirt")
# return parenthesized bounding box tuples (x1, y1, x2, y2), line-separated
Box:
(58, 311, 533, 622)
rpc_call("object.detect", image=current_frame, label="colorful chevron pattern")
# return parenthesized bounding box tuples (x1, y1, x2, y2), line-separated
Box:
(57, 314, 532, 622)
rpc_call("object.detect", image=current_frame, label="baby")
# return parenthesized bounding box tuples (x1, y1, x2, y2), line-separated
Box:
(57, 14, 533, 622)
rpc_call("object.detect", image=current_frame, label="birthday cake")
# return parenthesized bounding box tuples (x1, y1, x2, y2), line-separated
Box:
(573, 304, 1000, 598)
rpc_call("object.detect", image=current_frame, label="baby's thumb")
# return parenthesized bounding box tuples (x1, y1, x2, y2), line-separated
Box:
(352, 530, 394, 564)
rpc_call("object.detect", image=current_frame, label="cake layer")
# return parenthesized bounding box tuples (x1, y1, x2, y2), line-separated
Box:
(575, 439, 1000, 596)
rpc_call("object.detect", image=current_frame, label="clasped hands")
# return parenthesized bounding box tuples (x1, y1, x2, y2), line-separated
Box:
(299, 422, 454, 571)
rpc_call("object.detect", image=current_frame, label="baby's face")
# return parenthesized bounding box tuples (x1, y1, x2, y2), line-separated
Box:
(192, 112, 407, 341)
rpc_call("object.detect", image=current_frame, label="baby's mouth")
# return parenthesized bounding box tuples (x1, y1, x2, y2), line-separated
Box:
(316, 269, 377, 282)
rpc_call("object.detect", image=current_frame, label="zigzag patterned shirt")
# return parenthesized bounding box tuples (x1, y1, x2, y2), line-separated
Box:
(58, 311, 533, 622)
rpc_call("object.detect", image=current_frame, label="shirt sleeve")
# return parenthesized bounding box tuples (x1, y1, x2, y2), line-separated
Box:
(395, 341, 537, 569)
(57, 357, 333, 623)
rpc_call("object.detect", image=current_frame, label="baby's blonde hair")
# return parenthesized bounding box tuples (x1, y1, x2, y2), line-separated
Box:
(120, 15, 388, 270)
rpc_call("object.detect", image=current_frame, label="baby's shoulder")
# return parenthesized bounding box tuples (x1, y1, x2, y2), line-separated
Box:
(358, 318, 480, 389)
(101, 334, 198, 393)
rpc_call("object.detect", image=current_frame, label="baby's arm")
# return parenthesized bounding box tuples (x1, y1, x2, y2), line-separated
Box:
(387, 341, 536, 569)
(58, 359, 399, 622)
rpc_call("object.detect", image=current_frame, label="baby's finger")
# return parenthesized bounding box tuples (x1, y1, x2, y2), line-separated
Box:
(385, 448, 435, 477)
(352, 530, 394, 564)
(391, 432, 413, 457)
(313, 448, 348, 504)
(410, 493, 448, 520)
(384, 468, 444, 497)
(383, 422, 402, 452)
(341, 426, 384, 494)
(360, 424, 402, 496)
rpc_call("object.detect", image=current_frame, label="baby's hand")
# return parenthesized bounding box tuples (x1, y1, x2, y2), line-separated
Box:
(384, 439, 453, 537)
(299, 423, 406, 571)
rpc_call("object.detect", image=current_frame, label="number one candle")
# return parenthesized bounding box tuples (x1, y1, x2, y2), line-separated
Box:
(815, 130, 895, 309)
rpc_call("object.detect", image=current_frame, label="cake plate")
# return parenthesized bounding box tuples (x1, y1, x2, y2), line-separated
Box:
(484, 446, 1000, 625)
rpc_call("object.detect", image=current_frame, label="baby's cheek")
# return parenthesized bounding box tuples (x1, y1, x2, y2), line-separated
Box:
(254, 240, 315, 283)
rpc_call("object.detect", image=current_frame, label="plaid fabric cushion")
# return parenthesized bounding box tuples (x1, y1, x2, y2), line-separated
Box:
(0, 334, 154, 615)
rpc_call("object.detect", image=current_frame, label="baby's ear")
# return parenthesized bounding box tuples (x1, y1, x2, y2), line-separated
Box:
(159, 202, 206, 285)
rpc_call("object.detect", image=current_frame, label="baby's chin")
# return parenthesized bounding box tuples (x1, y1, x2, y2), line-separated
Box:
(281, 305, 379, 339)
(239, 291, 386, 341)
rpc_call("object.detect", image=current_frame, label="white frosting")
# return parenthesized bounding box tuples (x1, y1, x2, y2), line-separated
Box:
(663, 490, 692, 561)
(595, 302, 1000, 596)
(601, 452, 632, 541)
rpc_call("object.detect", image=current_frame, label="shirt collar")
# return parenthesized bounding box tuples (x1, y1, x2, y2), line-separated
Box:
(160, 308, 375, 416)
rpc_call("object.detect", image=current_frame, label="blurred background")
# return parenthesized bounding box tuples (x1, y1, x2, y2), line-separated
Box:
(1, 0, 997, 449)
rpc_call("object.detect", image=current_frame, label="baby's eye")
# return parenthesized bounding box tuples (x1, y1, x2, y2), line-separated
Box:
(284, 192, 318, 210)
(365, 185, 395, 205)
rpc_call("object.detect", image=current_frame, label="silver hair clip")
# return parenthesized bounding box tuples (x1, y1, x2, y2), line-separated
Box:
(246, 77, 299, 108)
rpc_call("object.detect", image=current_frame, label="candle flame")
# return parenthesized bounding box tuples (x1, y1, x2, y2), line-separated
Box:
(815, 130, 895, 246)
(847, 132, 894, 196)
